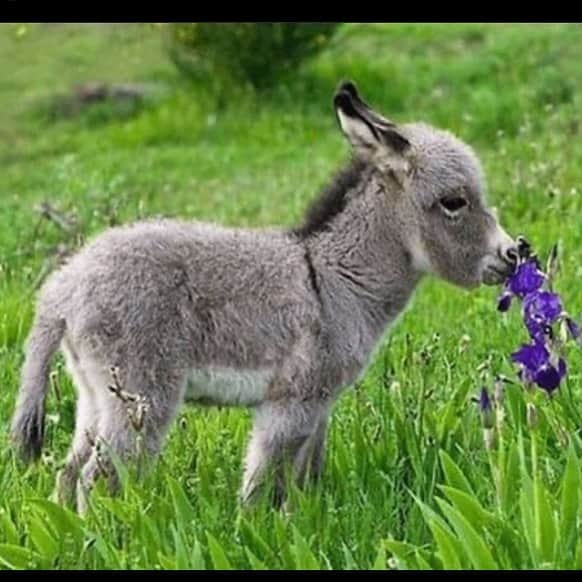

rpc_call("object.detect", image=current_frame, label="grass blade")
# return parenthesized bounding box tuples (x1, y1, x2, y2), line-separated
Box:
(438, 485, 495, 530)
(0, 544, 46, 570)
(534, 477, 557, 566)
(436, 498, 497, 570)
(383, 538, 421, 570)
(207, 532, 233, 570)
(439, 450, 475, 496)
(429, 519, 463, 570)
(0, 509, 19, 545)
(291, 526, 321, 570)
(559, 444, 579, 560)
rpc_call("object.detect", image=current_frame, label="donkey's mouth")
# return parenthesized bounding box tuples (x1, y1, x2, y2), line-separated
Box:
(482, 264, 513, 286)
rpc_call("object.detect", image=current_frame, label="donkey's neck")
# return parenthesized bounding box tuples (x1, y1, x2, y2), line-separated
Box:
(295, 159, 423, 351)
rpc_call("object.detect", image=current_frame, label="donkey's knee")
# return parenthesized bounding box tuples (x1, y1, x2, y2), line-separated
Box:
(74, 398, 183, 513)
(54, 450, 92, 507)
(300, 415, 329, 484)
(75, 448, 118, 515)
(240, 399, 325, 507)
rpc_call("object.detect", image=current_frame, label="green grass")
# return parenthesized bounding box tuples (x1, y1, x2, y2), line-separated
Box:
(1, 22, 582, 570)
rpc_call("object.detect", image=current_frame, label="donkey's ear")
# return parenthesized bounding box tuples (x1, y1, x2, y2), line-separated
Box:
(334, 89, 381, 151)
(337, 80, 361, 100)
(334, 81, 410, 155)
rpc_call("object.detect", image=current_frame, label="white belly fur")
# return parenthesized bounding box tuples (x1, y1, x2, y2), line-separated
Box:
(186, 366, 273, 406)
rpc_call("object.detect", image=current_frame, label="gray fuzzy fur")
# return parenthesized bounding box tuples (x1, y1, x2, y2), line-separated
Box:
(10, 81, 517, 512)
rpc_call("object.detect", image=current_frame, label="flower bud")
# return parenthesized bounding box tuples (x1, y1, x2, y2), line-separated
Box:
(483, 428, 496, 451)
(390, 381, 401, 397)
(566, 317, 581, 344)
(479, 387, 495, 429)
(458, 334, 471, 353)
(494, 378, 505, 406)
(526, 402, 538, 430)
(559, 317, 570, 344)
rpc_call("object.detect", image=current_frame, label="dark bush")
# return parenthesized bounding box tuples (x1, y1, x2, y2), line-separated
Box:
(164, 23, 340, 90)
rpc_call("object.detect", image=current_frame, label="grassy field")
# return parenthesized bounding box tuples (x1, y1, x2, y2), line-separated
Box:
(1, 23, 582, 570)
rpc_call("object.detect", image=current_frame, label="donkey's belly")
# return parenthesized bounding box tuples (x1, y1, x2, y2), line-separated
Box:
(185, 366, 273, 407)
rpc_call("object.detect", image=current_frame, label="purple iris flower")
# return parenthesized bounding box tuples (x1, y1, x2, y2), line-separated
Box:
(507, 260, 545, 298)
(511, 341, 548, 375)
(497, 258, 545, 312)
(494, 239, 578, 396)
(511, 341, 567, 394)
(524, 291, 562, 322)
(523, 291, 563, 341)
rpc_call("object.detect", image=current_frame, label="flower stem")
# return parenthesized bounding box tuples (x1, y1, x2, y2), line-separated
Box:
(495, 405, 506, 514)
(487, 442, 502, 514)
(530, 422, 544, 562)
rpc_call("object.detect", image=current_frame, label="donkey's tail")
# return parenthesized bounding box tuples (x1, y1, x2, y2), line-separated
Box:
(10, 313, 65, 463)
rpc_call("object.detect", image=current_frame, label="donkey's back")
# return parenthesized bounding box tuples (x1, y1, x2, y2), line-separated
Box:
(44, 218, 320, 368)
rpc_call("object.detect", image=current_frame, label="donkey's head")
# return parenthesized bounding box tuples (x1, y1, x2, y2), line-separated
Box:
(333, 80, 518, 289)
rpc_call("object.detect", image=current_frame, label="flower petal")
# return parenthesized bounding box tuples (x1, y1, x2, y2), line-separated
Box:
(511, 342, 549, 371)
(507, 260, 545, 297)
(524, 317, 546, 342)
(523, 291, 562, 323)
(534, 365, 562, 393)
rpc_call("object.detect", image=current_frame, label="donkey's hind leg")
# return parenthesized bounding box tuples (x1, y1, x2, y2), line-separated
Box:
(54, 340, 100, 507)
(76, 362, 186, 515)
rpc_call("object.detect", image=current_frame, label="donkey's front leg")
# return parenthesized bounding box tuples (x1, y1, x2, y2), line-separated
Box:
(240, 398, 325, 507)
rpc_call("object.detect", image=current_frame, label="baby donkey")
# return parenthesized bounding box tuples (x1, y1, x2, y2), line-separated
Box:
(11, 81, 518, 513)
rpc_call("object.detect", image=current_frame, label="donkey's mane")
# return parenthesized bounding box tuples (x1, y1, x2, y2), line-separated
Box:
(292, 157, 367, 239)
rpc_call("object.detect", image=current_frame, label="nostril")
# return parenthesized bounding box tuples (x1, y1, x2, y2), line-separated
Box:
(504, 247, 519, 265)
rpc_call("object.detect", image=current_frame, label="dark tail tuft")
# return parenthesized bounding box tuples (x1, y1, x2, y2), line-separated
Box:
(10, 315, 65, 464)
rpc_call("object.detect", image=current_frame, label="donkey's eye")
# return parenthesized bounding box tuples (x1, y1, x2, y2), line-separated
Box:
(439, 196, 468, 213)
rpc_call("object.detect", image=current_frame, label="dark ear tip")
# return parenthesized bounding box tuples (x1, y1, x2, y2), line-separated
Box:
(337, 79, 358, 97)
(333, 89, 354, 112)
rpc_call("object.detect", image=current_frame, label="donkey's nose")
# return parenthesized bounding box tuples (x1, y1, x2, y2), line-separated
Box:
(498, 244, 518, 268)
